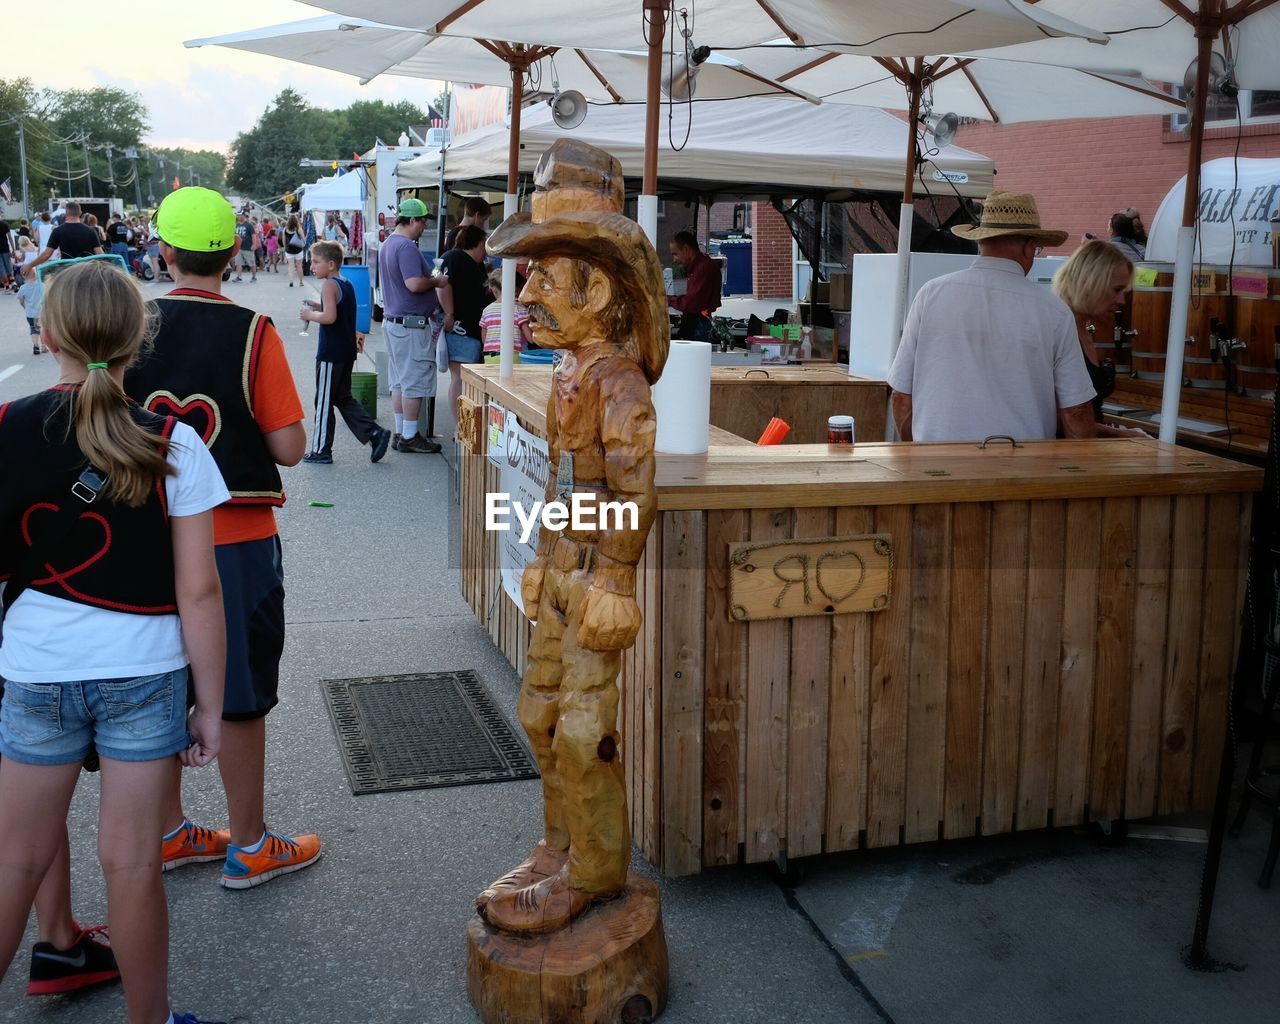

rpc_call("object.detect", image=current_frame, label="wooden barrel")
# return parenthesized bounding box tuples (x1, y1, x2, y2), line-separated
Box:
(1234, 286, 1280, 395)
(1129, 284, 1170, 382)
(1130, 273, 1232, 390)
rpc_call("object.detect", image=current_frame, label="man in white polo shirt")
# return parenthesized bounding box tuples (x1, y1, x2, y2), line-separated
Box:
(888, 191, 1096, 443)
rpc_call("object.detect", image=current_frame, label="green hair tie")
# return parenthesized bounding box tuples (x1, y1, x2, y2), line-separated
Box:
(86, 362, 109, 371)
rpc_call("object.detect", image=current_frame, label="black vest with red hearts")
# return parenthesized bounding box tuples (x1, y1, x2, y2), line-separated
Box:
(124, 289, 284, 506)
(0, 387, 178, 614)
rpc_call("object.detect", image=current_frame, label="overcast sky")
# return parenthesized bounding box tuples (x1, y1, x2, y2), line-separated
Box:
(8, 1, 444, 153)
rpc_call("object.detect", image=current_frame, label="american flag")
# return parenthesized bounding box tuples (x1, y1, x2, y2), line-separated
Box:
(0, 177, 11, 203)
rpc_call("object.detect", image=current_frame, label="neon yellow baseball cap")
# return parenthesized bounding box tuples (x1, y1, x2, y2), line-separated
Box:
(155, 187, 237, 251)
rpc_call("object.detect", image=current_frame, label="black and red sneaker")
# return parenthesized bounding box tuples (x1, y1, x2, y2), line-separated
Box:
(27, 924, 121, 996)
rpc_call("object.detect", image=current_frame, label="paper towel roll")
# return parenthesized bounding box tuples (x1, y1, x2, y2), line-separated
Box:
(652, 339, 712, 455)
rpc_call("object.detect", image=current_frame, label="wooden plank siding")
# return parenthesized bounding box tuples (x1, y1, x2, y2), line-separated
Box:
(458, 368, 1256, 877)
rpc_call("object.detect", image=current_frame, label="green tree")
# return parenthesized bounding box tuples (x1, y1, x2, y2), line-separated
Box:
(227, 88, 339, 202)
(144, 147, 227, 202)
(0, 78, 55, 208)
(334, 99, 427, 157)
(46, 86, 149, 198)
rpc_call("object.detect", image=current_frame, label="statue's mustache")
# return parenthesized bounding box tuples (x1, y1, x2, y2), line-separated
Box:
(526, 304, 560, 330)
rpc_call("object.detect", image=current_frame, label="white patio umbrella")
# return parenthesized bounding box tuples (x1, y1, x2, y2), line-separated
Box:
(187, 14, 814, 381)
(737, 47, 1182, 361)
(969, 0, 1280, 447)
(293, 0, 1106, 378)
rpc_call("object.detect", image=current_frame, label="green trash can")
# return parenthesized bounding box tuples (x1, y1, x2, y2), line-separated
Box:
(350, 370, 377, 419)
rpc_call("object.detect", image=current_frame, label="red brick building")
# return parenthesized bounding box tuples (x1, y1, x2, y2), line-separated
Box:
(742, 101, 1280, 300)
(959, 110, 1280, 251)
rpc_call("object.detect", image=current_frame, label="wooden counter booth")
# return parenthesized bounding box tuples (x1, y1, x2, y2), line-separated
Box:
(459, 364, 1261, 877)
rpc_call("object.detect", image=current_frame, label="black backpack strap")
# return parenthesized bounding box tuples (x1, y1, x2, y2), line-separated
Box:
(1, 467, 106, 620)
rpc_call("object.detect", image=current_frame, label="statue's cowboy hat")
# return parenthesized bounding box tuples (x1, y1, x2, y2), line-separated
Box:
(952, 190, 1068, 247)
(488, 211, 669, 385)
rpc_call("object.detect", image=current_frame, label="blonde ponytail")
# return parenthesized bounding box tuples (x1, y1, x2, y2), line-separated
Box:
(40, 261, 174, 507)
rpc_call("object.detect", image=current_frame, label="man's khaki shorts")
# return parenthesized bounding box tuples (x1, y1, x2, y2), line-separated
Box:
(384, 320, 438, 399)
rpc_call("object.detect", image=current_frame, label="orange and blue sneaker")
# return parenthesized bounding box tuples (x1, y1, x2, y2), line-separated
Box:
(221, 827, 322, 889)
(162, 818, 231, 872)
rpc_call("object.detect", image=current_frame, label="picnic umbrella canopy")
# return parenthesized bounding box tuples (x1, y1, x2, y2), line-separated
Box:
(971, 0, 1280, 447)
(186, 13, 815, 380)
(294, 0, 1105, 374)
(737, 47, 1183, 353)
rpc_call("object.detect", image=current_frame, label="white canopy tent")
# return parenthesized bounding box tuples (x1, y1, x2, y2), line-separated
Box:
(1147, 157, 1280, 267)
(395, 96, 994, 199)
(299, 169, 367, 212)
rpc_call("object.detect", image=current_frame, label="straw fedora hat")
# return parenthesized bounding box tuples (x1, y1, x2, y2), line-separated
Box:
(952, 190, 1068, 247)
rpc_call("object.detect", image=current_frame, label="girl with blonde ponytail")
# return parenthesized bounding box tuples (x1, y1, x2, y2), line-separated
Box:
(0, 260, 232, 1024)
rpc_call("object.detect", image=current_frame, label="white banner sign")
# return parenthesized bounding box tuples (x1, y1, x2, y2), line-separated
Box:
(1149, 157, 1280, 267)
(486, 404, 551, 612)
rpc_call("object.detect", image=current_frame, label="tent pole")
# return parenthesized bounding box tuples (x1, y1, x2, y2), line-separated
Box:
(640, 0, 667, 244)
(435, 82, 452, 258)
(500, 52, 526, 382)
(1158, 11, 1216, 444)
(888, 64, 923, 370)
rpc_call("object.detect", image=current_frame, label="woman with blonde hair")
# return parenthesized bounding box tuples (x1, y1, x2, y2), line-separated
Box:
(1053, 240, 1147, 437)
(0, 260, 229, 1024)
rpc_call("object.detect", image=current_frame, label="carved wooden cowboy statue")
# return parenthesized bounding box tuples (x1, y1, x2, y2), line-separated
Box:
(467, 139, 671, 1024)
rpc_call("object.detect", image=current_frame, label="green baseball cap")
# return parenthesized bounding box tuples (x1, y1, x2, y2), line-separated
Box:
(155, 187, 237, 251)
(397, 197, 429, 218)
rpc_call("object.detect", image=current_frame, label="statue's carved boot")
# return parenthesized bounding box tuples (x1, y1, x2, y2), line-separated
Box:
(475, 841, 568, 913)
(480, 868, 601, 935)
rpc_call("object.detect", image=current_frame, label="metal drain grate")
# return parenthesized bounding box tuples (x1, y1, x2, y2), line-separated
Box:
(320, 671, 539, 795)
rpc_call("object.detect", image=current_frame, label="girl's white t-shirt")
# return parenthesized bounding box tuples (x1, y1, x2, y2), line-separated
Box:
(0, 422, 230, 683)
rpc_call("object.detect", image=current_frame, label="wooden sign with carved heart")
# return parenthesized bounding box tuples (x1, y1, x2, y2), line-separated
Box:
(728, 535, 892, 621)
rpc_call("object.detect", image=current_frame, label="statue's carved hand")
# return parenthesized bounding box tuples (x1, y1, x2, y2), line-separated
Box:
(577, 586, 642, 652)
(521, 557, 547, 620)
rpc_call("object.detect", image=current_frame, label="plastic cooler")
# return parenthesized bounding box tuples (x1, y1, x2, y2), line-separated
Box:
(343, 264, 372, 333)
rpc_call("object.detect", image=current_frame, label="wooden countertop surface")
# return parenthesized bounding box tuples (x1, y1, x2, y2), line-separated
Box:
(464, 366, 1261, 509)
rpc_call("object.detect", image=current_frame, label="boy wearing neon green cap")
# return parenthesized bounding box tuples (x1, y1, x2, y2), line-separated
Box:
(124, 187, 322, 889)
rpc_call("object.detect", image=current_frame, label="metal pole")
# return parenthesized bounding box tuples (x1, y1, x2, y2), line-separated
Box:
(16, 119, 31, 219)
(500, 58, 525, 381)
(435, 81, 452, 257)
(130, 152, 143, 210)
(105, 146, 116, 197)
(1159, 18, 1215, 445)
(82, 135, 94, 198)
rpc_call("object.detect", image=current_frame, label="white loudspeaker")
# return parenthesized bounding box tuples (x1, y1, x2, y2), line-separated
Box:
(923, 111, 959, 148)
(549, 90, 587, 130)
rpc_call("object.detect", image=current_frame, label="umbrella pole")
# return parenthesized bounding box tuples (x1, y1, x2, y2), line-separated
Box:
(888, 65, 923, 373)
(1158, 20, 1215, 444)
(500, 55, 526, 382)
(640, 0, 667, 245)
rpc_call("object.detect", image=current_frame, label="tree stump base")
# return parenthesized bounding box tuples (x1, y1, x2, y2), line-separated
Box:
(466, 874, 668, 1024)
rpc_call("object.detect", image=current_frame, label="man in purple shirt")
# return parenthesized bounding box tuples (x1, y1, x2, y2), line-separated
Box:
(668, 229, 721, 341)
(378, 198, 454, 454)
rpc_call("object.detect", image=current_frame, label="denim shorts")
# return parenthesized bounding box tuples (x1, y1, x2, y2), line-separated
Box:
(446, 332, 484, 364)
(0, 668, 191, 766)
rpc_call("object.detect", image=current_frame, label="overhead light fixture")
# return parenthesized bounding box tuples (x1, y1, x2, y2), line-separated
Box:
(1182, 51, 1238, 125)
(546, 58, 587, 130)
(662, 27, 711, 101)
(922, 111, 960, 149)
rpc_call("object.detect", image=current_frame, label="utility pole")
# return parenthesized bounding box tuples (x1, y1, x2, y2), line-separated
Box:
(81, 134, 94, 198)
(16, 118, 31, 219)
(105, 145, 117, 197)
(125, 147, 143, 210)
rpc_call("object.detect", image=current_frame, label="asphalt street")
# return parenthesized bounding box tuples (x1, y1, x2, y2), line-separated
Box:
(0, 267, 1276, 1024)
